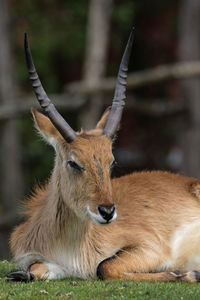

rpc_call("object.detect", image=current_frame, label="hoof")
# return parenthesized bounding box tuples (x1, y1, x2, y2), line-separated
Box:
(189, 271, 200, 282)
(173, 270, 181, 275)
(6, 271, 34, 282)
(177, 270, 200, 283)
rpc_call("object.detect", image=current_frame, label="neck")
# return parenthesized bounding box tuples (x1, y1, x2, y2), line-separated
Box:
(35, 167, 112, 278)
(46, 165, 91, 242)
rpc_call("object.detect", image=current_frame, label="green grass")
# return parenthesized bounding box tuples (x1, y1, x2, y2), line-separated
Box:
(0, 261, 200, 300)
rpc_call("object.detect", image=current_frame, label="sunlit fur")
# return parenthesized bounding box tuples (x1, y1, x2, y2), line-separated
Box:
(10, 109, 200, 282)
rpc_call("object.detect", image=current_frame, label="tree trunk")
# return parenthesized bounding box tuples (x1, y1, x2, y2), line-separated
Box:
(0, 0, 23, 259)
(79, 0, 113, 130)
(178, 0, 200, 177)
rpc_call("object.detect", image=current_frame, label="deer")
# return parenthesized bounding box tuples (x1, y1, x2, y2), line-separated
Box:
(7, 28, 200, 283)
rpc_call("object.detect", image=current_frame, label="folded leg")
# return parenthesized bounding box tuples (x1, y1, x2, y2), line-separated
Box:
(97, 248, 200, 283)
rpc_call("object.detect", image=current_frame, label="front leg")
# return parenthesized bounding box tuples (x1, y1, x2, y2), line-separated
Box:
(97, 249, 200, 283)
(7, 262, 66, 282)
(30, 262, 66, 280)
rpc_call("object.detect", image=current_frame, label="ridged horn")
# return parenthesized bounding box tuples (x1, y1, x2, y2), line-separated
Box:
(24, 33, 77, 143)
(103, 28, 134, 138)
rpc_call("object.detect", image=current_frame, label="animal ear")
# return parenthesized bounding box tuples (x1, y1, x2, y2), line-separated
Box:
(31, 108, 62, 147)
(96, 107, 111, 130)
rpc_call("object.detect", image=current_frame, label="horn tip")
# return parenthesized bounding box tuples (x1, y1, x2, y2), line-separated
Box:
(24, 32, 28, 48)
(129, 27, 135, 41)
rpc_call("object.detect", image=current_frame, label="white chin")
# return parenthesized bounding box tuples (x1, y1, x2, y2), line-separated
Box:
(86, 206, 117, 225)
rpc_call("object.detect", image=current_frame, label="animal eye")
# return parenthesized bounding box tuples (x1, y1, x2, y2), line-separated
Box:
(67, 160, 85, 172)
(110, 160, 117, 169)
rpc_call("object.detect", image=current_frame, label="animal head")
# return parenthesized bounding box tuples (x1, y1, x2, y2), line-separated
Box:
(24, 29, 134, 225)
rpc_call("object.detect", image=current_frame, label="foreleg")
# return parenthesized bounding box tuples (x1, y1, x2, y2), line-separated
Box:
(7, 262, 66, 282)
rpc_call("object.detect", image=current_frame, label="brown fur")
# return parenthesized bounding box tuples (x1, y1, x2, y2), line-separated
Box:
(10, 110, 200, 282)
(29, 263, 50, 280)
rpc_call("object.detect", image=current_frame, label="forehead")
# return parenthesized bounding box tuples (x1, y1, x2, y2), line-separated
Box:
(65, 134, 113, 161)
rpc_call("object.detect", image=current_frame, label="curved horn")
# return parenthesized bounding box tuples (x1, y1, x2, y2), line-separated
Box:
(103, 28, 134, 138)
(24, 33, 77, 143)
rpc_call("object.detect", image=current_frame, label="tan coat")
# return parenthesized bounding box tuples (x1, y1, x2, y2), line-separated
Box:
(10, 110, 200, 282)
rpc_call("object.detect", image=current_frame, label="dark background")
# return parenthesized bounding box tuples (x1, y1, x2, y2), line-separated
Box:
(0, 0, 200, 259)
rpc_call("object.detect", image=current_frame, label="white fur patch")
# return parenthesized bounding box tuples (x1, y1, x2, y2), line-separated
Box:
(39, 131, 57, 149)
(52, 244, 92, 279)
(171, 218, 200, 271)
(44, 263, 66, 280)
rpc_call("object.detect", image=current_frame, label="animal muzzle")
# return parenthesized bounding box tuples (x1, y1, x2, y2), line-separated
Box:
(86, 204, 117, 225)
(98, 205, 115, 222)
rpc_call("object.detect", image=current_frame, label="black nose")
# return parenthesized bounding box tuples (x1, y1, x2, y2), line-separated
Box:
(98, 205, 115, 222)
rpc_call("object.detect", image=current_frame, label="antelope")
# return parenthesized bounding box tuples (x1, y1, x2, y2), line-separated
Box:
(8, 28, 200, 283)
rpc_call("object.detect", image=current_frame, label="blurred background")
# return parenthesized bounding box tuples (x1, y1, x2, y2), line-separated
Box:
(0, 0, 200, 259)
